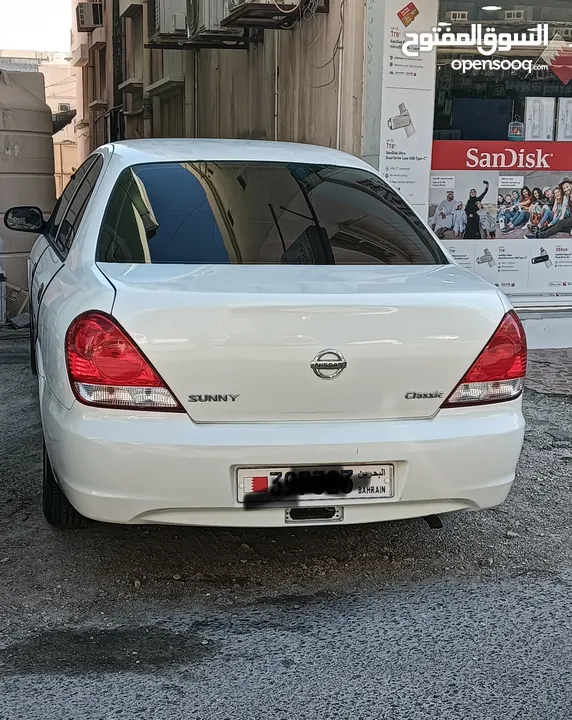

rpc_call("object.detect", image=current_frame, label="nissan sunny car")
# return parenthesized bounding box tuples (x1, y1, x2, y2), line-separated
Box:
(4, 139, 526, 528)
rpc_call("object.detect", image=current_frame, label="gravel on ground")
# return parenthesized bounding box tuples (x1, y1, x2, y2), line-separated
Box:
(1, 328, 571, 719)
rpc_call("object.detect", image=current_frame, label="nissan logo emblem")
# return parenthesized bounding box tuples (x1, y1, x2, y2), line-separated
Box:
(310, 349, 347, 379)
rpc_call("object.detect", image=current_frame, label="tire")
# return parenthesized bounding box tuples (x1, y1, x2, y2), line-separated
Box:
(42, 442, 88, 528)
(30, 328, 37, 375)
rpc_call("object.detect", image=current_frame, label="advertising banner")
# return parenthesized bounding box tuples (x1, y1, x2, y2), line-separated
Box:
(557, 98, 572, 142)
(524, 97, 555, 142)
(429, 140, 572, 297)
(379, 0, 439, 214)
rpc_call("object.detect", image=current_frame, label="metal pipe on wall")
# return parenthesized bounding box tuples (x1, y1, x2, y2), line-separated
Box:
(194, 49, 199, 137)
(274, 32, 279, 141)
(335, 1, 344, 150)
(112, 0, 123, 112)
(142, 0, 152, 138)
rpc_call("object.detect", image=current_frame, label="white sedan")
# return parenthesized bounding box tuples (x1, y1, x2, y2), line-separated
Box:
(4, 140, 526, 528)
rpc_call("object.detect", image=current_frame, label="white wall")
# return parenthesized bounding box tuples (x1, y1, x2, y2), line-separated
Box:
(195, 0, 365, 157)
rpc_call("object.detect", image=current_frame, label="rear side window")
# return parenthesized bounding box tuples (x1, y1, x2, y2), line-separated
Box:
(46, 155, 97, 241)
(57, 155, 104, 257)
(97, 161, 447, 265)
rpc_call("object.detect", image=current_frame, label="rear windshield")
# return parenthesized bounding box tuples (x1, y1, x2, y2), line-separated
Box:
(96, 161, 447, 266)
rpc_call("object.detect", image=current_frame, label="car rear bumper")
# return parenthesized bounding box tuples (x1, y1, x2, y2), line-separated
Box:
(42, 389, 525, 527)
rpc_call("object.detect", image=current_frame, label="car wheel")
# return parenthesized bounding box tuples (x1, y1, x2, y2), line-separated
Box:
(29, 328, 37, 375)
(42, 442, 88, 528)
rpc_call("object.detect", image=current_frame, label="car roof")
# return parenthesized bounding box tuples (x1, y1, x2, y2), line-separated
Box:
(106, 138, 373, 171)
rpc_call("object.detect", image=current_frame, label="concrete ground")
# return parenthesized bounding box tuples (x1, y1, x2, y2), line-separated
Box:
(1, 327, 572, 719)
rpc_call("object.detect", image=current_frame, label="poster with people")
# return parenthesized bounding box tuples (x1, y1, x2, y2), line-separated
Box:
(496, 179, 572, 240)
(429, 141, 572, 297)
(429, 170, 498, 240)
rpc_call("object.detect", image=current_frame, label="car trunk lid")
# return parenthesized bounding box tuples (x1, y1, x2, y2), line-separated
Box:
(98, 263, 505, 423)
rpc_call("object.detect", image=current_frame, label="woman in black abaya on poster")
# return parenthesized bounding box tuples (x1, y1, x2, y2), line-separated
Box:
(464, 181, 489, 239)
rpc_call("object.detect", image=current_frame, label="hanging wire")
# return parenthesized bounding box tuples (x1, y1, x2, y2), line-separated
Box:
(272, 0, 303, 14)
(302, 0, 346, 89)
(303, 0, 320, 20)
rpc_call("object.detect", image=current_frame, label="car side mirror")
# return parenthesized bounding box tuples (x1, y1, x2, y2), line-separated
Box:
(4, 206, 45, 233)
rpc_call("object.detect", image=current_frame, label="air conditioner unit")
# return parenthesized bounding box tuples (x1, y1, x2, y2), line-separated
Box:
(76, 2, 104, 32)
(226, 0, 301, 6)
(223, 0, 321, 28)
(155, 0, 187, 35)
(504, 9, 525, 22)
(445, 10, 469, 24)
(187, 0, 243, 39)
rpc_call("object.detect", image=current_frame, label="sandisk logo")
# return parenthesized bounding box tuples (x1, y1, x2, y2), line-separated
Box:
(466, 147, 553, 170)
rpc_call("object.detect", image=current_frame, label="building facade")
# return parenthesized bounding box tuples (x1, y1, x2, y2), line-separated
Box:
(70, 1, 368, 157)
(70, 0, 572, 312)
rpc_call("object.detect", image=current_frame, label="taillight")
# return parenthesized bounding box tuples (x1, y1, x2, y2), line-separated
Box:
(65, 311, 183, 411)
(442, 310, 527, 408)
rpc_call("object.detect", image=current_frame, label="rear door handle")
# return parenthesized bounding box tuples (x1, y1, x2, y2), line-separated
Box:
(37, 283, 44, 304)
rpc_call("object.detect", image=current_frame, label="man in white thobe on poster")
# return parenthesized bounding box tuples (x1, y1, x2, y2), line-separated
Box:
(431, 190, 457, 238)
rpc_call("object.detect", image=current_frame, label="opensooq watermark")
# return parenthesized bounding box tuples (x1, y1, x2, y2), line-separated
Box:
(402, 23, 553, 74)
(451, 58, 540, 74)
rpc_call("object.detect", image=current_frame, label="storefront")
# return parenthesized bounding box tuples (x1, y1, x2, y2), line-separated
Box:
(431, 1, 572, 308)
(382, 0, 572, 312)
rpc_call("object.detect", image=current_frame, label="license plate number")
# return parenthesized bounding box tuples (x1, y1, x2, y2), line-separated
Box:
(236, 464, 394, 503)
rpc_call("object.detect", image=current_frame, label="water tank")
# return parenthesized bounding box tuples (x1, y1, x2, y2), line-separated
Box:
(0, 70, 56, 296)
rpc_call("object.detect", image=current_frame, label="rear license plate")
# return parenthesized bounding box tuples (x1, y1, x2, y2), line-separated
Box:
(236, 464, 394, 504)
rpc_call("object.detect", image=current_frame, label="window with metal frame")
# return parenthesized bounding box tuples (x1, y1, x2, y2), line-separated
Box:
(45, 156, 100, 246)
(57, 155, 105, 258)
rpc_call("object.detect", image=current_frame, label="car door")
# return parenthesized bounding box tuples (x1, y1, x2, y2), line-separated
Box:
(32, 154, 104, 376)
